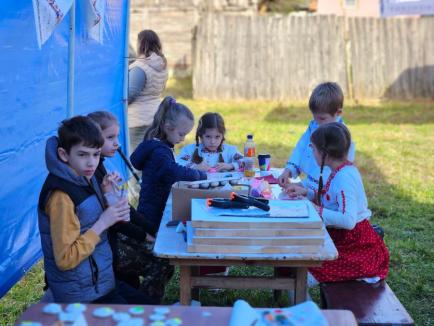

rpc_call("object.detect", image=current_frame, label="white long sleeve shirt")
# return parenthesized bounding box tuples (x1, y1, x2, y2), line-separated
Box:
(307, 162, 371, 230)
(286, 118, 356, 192)
(177, 143, 243, 170)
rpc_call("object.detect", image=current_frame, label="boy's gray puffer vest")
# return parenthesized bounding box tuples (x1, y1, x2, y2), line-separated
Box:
(38, 136, 115, 303)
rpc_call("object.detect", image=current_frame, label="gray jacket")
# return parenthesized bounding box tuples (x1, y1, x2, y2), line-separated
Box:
(38, 136, 115, 302)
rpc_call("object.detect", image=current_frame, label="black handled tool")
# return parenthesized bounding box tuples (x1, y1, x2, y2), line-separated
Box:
(206, 193, 270, 211)
(230, 192, 270, 211)
(207, 198, 250, 209)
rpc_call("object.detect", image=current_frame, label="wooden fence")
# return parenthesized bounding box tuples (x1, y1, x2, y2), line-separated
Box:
(193, 13, 434, 100)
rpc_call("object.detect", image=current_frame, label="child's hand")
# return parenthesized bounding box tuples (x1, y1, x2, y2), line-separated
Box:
(284, 184, 307, 198)
(278, 170, 291, 187)
(92, 198, 130, 235)
(215, 162, 233, 172)
(101, 171, 123, 193)
(195, 162, 211, 171)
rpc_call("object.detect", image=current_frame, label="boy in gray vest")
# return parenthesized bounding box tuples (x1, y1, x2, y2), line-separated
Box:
(38, 116, 150, 303)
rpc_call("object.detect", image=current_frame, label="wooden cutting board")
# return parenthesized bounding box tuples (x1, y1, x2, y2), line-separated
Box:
(191, 199, 322, 229)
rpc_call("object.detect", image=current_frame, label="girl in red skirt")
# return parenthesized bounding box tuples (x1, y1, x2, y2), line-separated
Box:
(286, 122, 389, 283)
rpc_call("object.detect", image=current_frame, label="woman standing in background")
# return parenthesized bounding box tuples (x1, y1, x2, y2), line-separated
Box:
(128, 29, 168, 152)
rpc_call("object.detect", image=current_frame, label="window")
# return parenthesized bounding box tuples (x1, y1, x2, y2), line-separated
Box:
(344, 0, 357, 7)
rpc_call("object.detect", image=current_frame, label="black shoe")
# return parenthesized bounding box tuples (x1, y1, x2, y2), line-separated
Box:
(371, 224, 385, 239)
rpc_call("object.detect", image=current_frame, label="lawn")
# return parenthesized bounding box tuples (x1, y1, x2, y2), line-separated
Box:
(1, 78, 433, 325)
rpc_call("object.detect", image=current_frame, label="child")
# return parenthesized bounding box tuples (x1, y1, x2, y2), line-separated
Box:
(278, 82, 355, 194)
(286, 123, 389, 282)
(88, 111, 156, 236)
(130, 96, 207, 236)
(177, 112, 243, 172)
(89, 110, 173, 303)
(38, 116, 150, 303)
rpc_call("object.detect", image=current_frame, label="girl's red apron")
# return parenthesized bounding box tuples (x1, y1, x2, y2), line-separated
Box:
(309, 219, 389, 282)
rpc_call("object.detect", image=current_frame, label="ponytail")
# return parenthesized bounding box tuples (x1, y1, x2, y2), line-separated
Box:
(192, 134, 203, 164)
(144, 96, 193, 141)
(317, 152, 326, 205)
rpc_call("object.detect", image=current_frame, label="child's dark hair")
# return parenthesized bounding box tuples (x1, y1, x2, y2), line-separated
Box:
(309, 82, 344, 115)
(87, 111, 119, 130)
(144, 96, 194, 141)
(58, 116, 104, 153)
(137, 29, 166, 64)
(192, 112, 226, 164)
(311, 122, 351, 204)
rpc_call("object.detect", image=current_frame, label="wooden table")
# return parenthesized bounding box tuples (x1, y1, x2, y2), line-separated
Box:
(154, 196, 338, 306)
(15, 303, 358, 325)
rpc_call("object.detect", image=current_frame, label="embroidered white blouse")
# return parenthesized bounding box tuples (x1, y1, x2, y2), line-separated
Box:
(177, 143, 243, 170)
(286, 118, 356, 192)
(307, 162, 371, 230)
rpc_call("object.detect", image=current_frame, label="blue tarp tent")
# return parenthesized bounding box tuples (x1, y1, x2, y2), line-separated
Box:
(0, 0, 130, 298)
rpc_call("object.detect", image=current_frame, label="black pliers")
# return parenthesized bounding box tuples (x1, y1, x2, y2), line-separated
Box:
(207, 192, 270, 211)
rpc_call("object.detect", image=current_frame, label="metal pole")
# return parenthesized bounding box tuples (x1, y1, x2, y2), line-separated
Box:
(122, 0, 131, 155)
(67, 0, 76, 117)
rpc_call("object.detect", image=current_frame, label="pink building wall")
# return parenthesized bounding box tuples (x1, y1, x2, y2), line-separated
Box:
(317, 0, 381, 17)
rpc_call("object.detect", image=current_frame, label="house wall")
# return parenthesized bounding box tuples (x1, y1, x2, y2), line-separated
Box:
(317, 0, 380, 17)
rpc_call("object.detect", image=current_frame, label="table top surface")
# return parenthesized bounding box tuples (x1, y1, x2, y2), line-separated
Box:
(15, 303, 358, 326)
(154, 194, 338, 261)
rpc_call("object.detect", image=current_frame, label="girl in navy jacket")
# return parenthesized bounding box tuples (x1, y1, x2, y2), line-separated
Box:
(130, 96, 207, 236)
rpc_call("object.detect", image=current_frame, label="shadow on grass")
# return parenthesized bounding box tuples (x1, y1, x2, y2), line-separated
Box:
(264, 103, 434, 125)
(383, 66, 434, 101)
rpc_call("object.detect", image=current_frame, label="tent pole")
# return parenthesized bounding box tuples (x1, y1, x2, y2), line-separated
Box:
(122, 0, 131, 155)
(67, 0, 76, 117)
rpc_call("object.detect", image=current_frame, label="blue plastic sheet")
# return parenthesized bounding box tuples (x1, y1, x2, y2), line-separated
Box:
(0, 0, 129, 298)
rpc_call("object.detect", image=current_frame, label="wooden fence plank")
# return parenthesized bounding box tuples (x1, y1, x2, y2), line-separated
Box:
(193, 13, 434, 100)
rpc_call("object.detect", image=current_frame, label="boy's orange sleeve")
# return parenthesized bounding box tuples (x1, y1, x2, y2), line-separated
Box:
(45, 190, 101, 271)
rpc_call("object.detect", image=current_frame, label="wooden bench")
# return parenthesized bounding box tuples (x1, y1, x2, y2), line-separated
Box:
(320, 280, 414, 326)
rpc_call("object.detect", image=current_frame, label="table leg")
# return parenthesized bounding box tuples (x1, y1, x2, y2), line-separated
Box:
(294, 267, 307, 304)
(191, 266, 200, 301)
(179, 265, 192, 305)
(273, 267, 283, 303)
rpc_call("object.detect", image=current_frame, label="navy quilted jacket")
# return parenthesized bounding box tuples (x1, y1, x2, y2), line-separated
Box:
(130, 139, 206, 235)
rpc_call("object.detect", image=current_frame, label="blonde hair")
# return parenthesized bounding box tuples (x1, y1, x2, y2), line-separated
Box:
(144, 96, 194, 141)
(88, 111, 118, 130)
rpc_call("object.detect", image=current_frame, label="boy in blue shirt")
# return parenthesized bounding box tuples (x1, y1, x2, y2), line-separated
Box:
(278, 82, 355, 193)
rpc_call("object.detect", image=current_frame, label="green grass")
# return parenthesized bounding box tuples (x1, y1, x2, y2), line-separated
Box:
(1, 77, 433, 325)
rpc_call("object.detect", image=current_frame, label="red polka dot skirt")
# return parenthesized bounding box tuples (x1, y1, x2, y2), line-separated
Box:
(309, 219, 389, 282)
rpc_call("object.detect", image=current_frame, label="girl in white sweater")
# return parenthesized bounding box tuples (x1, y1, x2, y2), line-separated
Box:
(177, 112, 243, 172)
(286, 122, 389, 282)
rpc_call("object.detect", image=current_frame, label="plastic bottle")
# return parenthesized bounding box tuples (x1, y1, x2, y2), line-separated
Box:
(244, 134, 256, 157)
(243, 134, 256, 177)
